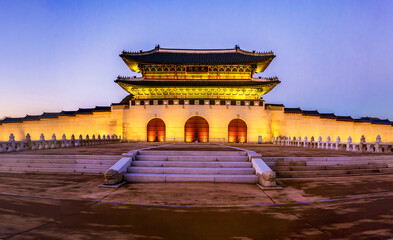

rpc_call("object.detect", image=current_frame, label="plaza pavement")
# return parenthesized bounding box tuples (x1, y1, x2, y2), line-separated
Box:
(4, 142, 393, 157)
(1, 143, 393, 239)
(0, 171, 392, 239)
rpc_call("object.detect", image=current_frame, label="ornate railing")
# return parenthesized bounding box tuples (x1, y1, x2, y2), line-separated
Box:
(0, 133, 121, 153)
(272, 135, 393, 153)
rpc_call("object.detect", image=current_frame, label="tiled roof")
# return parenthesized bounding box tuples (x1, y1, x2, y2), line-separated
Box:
(336, 116, 353, 121)
(319, 113, 336, 119)
(116, 77, 280, 87)
(1, 117, 23, 123)
(265, 103, 284, 107)
(121, 46, 275, 65)
(41, 112, 60, 119)
(0, 106, 112, 125)
(94, 106, 111, 112)
(76, 108, 94, 114)
(23, 115, 41, 121)
(284, 108, 302, 114)
(371, 119, 392, 125)
(59, 111, 77, 116)
(302, 110, 319, 116)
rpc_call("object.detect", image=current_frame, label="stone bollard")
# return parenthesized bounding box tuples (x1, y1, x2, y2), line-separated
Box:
(71, 134, 75, 147)
(375, 135, 382, 153)
(61, 134, 67, 148)
(8, 133, 16, 152)
(326, 136, 331, 149)
(39, 133, 45, 149)
(258, 136, 262, 144)
(51, 134, 57, 149)
(359, 135, 366, 152)
(346, 136, 352, 151)
(26, 133, 32, 150)
(336, 136, 341, 150)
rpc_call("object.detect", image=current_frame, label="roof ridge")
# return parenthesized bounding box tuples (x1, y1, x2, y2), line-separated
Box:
(121, 45, 274, 56)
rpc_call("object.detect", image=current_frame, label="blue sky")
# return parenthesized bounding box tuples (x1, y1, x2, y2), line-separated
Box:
(0, 0, 392, 119)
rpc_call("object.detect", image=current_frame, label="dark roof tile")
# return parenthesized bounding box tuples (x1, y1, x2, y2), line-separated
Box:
(23, 115, 41, 121)
(320, 113, 336, 119)
(40, 112, 60, 119)
(94, 106, 111, 112)
(284, 108, 302, 114)
(302, 110, 319, 116)
(121, 47, 275, 65)
(1, 117, 23, 123)
(76, 108, 94, 114)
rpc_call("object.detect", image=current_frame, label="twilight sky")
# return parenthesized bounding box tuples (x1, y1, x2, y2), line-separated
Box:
(0, 0, 392, 119)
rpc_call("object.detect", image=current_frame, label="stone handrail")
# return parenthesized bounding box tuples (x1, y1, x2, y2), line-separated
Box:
(0, 133, 122, 153)
(272, 135, 393, 153)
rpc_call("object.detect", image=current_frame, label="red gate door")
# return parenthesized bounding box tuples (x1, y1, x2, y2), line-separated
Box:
(184, 116, 209, 142)
(228, 119, 247, 143)
(147, 118, 166, 142)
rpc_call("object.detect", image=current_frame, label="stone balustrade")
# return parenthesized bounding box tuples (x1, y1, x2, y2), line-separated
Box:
(272, 135, 393, 153)
(0, 133, 121, 153)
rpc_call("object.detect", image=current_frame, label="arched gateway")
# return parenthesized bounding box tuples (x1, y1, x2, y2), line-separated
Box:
(147, 118, 166, 142)
(228, 119, 247, 143)
(184, 116, 209, 142)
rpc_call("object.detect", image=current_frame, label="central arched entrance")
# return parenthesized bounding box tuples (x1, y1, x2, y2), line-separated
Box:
(228, 118, 247, 143)
(147, 118, 166, 142)
(184, 116, 209, 142)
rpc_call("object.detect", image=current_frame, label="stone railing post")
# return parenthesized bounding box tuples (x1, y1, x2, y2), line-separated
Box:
(52, 134, 57, 149)
(119, 135, 121, 142)
(92, 134, 96, 145)
(39, 133, 45, 149)
(375, 135, 382, 153)
(61, 134, 67, 148)
(78, 134, 83, 146)
(310, 136, 315, 148)
(317, 136, 322, 148)
(26, 133, 32, 150)
(303, 136, 308, 148)
(335, 136, 340, 150)
(346, 136, 352, 151)
(86, 134, 90, 145)
(359, 135, 366, 152)
(297, 136, 301, 147)
(71, 134, 75, 147)
(8, 133, 16, 152)
(325, 136, 330, 149)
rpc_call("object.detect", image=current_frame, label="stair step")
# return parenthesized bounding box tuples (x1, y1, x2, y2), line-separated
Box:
(325, 163, 388, 170)
(128, 167, 255, 175)
(138, 150, 247, 156)
(0, 166, 106, 174)
(0, 162, 113, 169)
(0, 154, 120, 160)
(0, 158, 118, 164)
(124, 173, 257, 183)
(275, 161, 306, 166)
(135, 155, 249, 162)
(131, 160, 252, 168)
(276, 169, 384, 177)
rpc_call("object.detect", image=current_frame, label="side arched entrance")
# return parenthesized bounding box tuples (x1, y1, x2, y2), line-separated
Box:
(147, 118, 166, 142)
(184, 116, 209, 142)
(228, 119, 247, 143)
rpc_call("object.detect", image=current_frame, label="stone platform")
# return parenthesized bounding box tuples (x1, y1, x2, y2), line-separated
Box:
(124, 144, 259, 183)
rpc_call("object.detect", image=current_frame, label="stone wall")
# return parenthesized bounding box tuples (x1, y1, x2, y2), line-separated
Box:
(1, 103, 392, 143)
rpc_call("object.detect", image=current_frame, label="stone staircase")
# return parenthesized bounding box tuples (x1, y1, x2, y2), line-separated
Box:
(265, 157, 393, 178)
(0, 154, 119, 174)
(124, 150, 258, 183)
